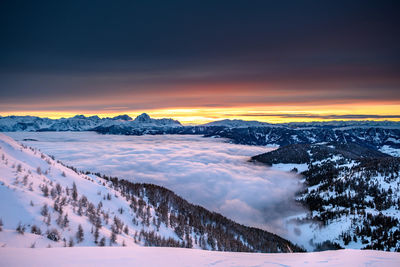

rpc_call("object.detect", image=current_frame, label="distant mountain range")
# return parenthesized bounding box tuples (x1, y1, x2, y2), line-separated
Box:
(2, 114, 400, 132)
(0, 113, 181, 132)
(203, 119, 278, 128)
(1, 114, 400, 156)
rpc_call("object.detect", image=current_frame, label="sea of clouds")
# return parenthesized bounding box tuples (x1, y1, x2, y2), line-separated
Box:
(6, 132, 305, 237)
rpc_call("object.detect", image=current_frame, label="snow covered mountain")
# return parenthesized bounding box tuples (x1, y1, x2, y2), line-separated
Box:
(95, 124, 400, 156)
(93, 118, 400, 155)
(284, 120, 400, 129)
(202, 119, 277, 128)
(131, 113, 182, 127)
(202, 119, 400, 130)
(0, 113, 181, 132)
(252, 143, 400, 251)
(0, 133, 301, 252)
(2, 115, 400, 156)
(200, 126, 400, 156)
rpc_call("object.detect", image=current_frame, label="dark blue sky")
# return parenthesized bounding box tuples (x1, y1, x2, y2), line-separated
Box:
(0, 0, 399, 119)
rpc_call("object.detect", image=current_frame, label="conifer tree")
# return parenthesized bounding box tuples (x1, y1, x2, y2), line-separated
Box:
(99, 237, 106, 247)
(72, 182, 78, 201)
(76, 224, 84, 243)
(16, 222, 25, 235)
(94, 226, 100, 244)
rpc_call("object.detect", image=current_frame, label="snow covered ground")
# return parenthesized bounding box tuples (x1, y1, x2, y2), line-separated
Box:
(1, 132, 400, 266)
(0, 133, 154, 249)
(0, 132, 301, 253)
(1, 247, 399, 267)
(4, 131, 305, 237)
(379, 145, 400, 157)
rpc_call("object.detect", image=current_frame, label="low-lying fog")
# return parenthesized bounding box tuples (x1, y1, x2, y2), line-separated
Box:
(6, 132, 306, 238)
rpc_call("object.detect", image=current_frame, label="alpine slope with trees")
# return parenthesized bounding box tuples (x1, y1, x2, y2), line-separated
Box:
(0, 133, 302, 252)
(252, 142, 400, 251)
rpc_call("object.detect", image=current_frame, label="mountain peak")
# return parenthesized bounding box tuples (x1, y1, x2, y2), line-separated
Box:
(88, 115, 101, 120)
(112, 114, 132, 121)
(73, 115, 86, 119)
(134, 113, 151, 123)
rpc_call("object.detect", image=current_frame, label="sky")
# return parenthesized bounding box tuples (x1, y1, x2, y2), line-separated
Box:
(0, 0, 399, 124)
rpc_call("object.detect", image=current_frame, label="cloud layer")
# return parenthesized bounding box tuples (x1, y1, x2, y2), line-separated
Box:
(7, 132, 305, 236)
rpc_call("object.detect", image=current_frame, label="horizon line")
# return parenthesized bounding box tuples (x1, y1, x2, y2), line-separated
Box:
(1, 112, 400, 126)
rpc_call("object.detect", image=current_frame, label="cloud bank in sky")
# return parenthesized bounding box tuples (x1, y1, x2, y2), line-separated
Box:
(7, 132, 305, 237)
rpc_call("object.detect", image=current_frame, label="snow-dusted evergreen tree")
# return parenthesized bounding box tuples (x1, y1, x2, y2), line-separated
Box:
(31, 225, 42, 235)
(94, 226, 100, 244)
(72, 182, 78, 201)
(63, 214, 69, 228)
(47, 228, 61, 241)
(16, 222, 25, 235)
(99, 237, 106, 247)
(110, 229, 117, 245)
(45, 214, 51, 226)
(76, 224, 84, 243)
(42, 185, 49, 197)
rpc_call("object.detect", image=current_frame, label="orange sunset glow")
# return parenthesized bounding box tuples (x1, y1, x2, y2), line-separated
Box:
(1, 103, 399, 125)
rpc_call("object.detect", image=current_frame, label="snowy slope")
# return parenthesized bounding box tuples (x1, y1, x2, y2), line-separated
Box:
(252, 143, 400, 251)
(1, 247, 399, 267)
(0, 133, 300, 252)
(0, 133, 167, 248)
